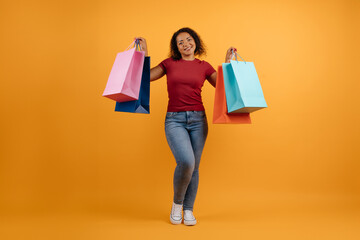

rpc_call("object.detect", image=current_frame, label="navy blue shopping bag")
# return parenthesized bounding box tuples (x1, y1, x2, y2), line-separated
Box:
(114, 56, 150, 114)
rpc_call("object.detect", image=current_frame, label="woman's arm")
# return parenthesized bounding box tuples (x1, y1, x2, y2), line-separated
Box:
(206, 46, 237, 88)
(136, 37, 165, 82)
(207, 72, 217, 87)
(150, 65, 165, 81)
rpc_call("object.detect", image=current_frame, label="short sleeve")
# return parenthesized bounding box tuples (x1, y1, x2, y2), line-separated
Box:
(204, 61, 216, 79)
(159, 58, 170, 74)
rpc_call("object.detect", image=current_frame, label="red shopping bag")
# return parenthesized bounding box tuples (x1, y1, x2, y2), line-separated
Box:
(213, 66, 251, 124)
(103, 41, 145, 102)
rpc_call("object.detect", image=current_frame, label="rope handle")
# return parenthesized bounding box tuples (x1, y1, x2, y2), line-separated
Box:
(231, 49, 246, 64)
(134, 39, 143, 51)
(125, 39, 143, 51)
(125, 41, 135, 50)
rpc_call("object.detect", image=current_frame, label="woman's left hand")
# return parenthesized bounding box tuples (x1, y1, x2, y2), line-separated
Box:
(225, 47, 236, 63)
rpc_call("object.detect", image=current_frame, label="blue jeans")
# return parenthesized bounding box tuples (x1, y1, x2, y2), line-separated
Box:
(165, 111, 208, 211)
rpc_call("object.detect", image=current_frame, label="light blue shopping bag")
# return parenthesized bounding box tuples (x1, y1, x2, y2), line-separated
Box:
(222, 53, 267, 113)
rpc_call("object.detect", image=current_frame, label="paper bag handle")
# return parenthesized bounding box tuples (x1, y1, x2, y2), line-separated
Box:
(232, 49, 246, 64)
(125, 39, 143, 51)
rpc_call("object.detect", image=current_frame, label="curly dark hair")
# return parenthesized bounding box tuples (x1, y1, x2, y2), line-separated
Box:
(169, 27, 207, 60)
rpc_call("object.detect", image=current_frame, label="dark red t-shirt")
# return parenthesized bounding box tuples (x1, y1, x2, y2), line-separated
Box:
(159, 58, 216, 112)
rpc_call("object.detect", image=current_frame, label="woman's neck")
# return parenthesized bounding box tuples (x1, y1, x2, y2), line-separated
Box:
(181, 54, 195, 61)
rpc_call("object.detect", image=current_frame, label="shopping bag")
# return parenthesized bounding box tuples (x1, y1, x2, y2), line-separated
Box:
(222, 53, 267, 113)
(115, 56, 150, 114)
(213, 65, 251, 124)
(103, 41, 145, 102)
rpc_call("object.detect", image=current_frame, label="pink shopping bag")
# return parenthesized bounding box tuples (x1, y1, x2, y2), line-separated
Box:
(103, 42, 145, 102)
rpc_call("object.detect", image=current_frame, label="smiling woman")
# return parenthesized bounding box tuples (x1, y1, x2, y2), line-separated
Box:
(136, 27, 235, 226)
(176, 32, 196, 60)
(169, 27, 206, 60)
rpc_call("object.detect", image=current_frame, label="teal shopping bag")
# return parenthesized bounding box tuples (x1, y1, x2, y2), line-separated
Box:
(222, 53, 267, 113)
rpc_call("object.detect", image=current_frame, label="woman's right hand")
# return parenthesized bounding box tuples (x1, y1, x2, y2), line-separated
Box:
(135, 37, 148, 56)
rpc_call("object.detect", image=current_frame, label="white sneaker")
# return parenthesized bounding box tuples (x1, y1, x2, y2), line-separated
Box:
(170, 202, 183, 224)
(183, 210, 197, 226)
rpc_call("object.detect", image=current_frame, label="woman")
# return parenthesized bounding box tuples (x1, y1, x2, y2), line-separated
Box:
(137, 28, 235, 226)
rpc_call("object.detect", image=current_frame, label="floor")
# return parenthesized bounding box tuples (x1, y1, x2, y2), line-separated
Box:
(1, 193, 359, 240)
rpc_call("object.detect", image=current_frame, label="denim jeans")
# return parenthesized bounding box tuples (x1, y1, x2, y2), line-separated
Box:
(165, 111, 208, 211)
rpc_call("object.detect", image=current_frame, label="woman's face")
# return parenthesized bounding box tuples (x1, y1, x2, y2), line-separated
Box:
(176, 32, 196, 58)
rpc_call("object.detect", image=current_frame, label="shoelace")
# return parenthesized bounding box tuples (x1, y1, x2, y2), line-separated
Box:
(172, 204, 182, 217)
(184, 210, 195, 220)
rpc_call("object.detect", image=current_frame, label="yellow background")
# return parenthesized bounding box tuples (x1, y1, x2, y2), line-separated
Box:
(0, 0, 359, 239)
